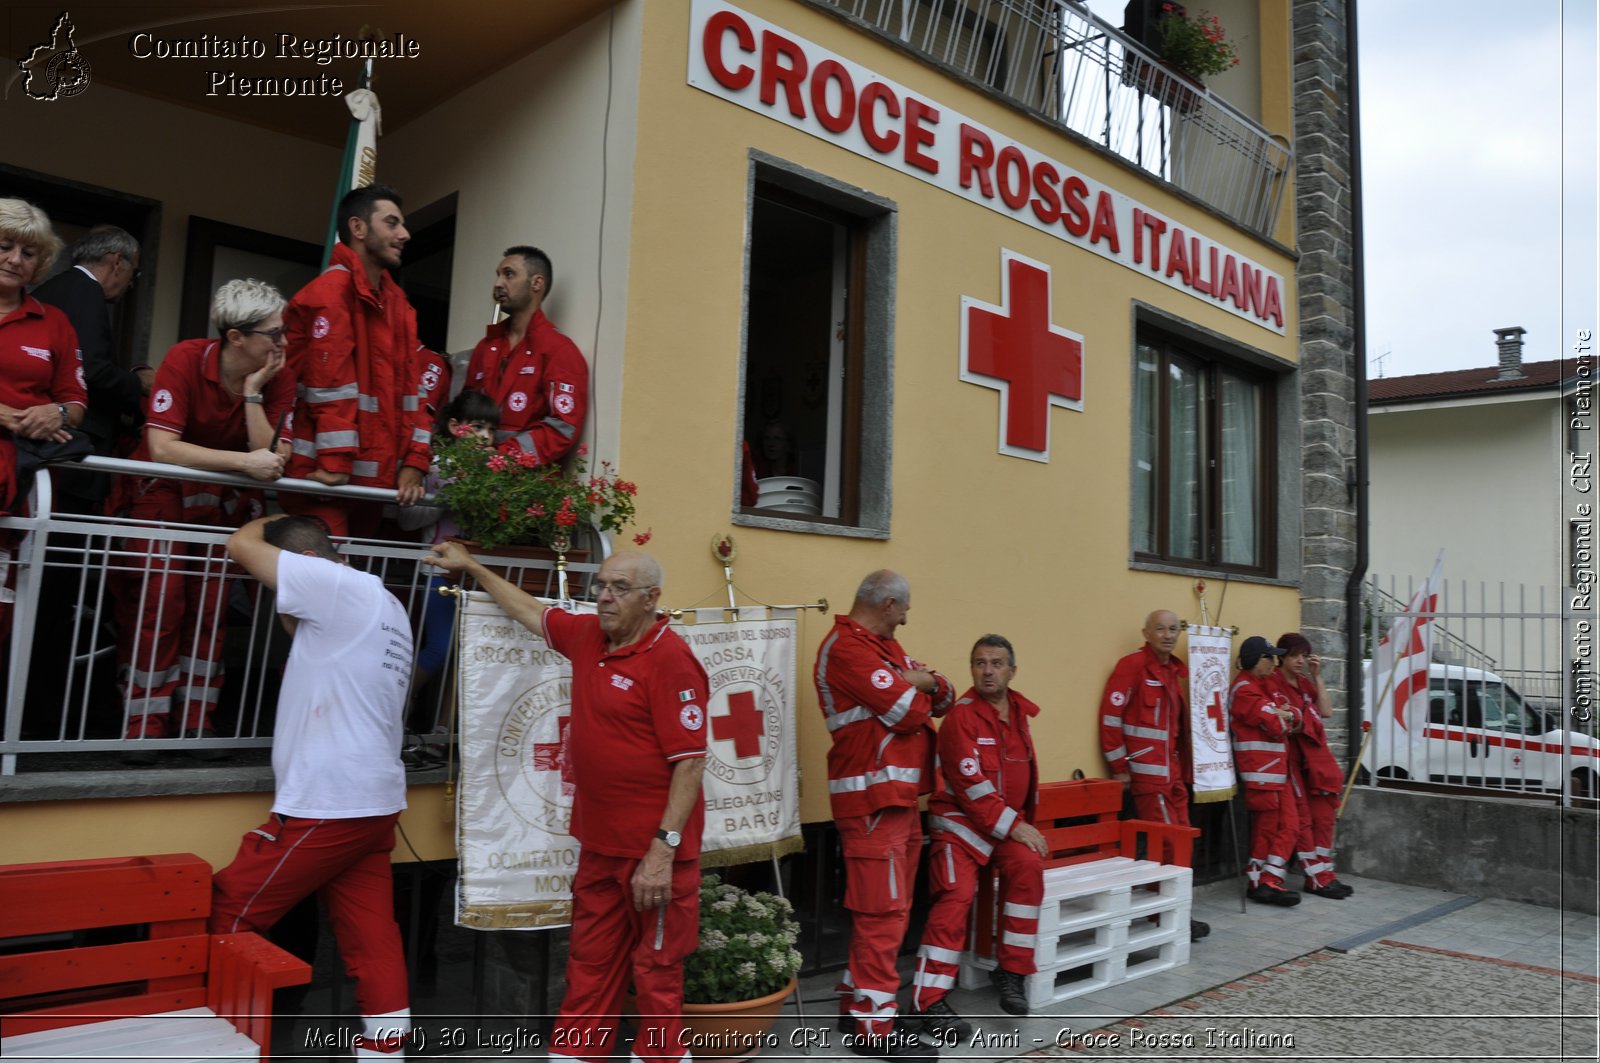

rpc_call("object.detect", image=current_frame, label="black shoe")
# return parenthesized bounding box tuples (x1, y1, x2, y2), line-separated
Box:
(989, 967, 1030, 1016)
(1189, 918, 1211, 941)
(907, 999, 973, 1041)
(1247, 881, 1302, 906)
(1327, 879, 1354, 896)
(846, 1030, 938, 1061)
(1305, 881, 1347, 899)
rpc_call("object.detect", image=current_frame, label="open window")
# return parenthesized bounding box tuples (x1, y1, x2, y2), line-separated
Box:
(735, 156, 895, 538)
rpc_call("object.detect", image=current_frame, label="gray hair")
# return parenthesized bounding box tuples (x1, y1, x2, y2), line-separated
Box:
(210, 279, 286, 336)
(854, 569, 909, 608)
(0, 198, 63, 278)
(68, 225, 139, 266)
(971, 633, 1016, 667)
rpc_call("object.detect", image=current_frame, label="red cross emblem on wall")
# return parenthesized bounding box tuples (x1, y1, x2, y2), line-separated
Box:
(531, 713, 575, 797)
(960, 250, 1084, 461)
(712, 690, 766, 760)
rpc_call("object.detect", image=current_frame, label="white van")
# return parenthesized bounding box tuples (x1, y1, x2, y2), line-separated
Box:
(1360, 662, 1599, 797)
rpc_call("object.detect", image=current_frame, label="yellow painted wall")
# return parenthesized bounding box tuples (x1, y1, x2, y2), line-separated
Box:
(2, 785, 458, 869)
(622, 0, 1302, 824)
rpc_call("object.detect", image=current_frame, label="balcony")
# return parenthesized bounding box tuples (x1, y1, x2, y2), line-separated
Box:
(0, 459, 601, 777)
(814, 0, 1292, 239)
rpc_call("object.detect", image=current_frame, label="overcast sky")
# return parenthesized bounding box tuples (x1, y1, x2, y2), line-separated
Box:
(1360, 0, 1596, 378)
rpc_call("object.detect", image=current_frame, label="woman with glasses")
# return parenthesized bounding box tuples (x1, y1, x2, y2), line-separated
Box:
(114, 278, 294, 762)
(0, 198, 86, 641)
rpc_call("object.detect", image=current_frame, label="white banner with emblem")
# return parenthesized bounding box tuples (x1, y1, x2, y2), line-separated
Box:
(455, 596, 802, 929)
(674, 607, 803, 868)
(1185, 624, 1237, 802)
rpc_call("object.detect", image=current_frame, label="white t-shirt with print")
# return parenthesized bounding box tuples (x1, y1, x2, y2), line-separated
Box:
(271, 550, 411, 818)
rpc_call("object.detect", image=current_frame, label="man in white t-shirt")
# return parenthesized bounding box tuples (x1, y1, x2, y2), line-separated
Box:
(213, 514, 413, 1059)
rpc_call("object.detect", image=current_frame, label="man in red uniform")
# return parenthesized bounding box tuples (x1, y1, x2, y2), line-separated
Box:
(464, 246, 587, 464)
(911, 634, 1048, 1035)
(425, 542, 706, 1063)
(1229, 635, 1302, 906)
(1271, 632, 1352, 899)
(283, 184, 429, 536)
(815, 570, 952, 1061)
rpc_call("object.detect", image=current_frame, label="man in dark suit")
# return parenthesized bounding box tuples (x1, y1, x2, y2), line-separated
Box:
(32, 225, 149, 508)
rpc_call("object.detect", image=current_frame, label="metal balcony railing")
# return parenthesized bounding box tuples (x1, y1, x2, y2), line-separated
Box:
(0, 458, 603, 775)
(816, 0, 1292, 238)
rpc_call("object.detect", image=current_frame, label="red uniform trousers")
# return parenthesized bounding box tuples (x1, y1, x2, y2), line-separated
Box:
(551, 852, 699, 1063)
(210, 812, 408, 1020)
(835, 807, 921, 1037)
(1243, 789, 1300, 887)
(912, 834, 1042, 1010)
(1130, 774, 1191, 864)
(1288, 759, 1338, 887)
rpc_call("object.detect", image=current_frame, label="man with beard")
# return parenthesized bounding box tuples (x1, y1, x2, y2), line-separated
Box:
(282, 183, 430, 537)
(463, 245, 588, 464)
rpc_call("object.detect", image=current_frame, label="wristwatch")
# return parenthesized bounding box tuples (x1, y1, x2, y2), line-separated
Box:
(242, 394, 264, 405)
(55, 403, 69, 423)
(655, 828, 682, 849)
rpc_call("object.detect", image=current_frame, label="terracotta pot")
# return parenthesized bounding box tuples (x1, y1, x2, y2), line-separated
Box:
(676, 978, 797, 1063)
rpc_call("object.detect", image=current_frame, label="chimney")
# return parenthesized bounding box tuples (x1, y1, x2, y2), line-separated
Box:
(1494, 326, 1526, 380)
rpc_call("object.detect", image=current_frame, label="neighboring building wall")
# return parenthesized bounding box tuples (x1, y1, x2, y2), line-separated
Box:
(3, 83, 336, 358)
(1292, 0, 1359, 746)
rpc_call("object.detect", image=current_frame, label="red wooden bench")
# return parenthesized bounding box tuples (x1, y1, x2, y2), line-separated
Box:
(0, 853, 311, 1059)
(962, 778, 1199, 1007)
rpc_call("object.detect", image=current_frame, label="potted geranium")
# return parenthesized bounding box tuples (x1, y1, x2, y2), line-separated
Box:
(1154, 3, 1241, 81)
(431, 433, 638, 552)
(679, 874, 802, 1062)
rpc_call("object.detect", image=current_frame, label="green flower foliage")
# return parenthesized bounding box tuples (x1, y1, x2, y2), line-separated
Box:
(1156, 4, 1242, 81)
(683, 874, 803, 1004)
(431, 434, 637, 551)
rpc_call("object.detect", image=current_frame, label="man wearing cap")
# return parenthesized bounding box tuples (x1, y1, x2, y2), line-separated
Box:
(910, 634, 1048, 1033)
(1271, 632, 1352, 899)
(1229, 636, 1302, 906)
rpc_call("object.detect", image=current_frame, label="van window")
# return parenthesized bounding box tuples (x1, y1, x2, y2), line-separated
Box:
(1427, 683, 1456, 725)
(1478, 683, 1532, 733)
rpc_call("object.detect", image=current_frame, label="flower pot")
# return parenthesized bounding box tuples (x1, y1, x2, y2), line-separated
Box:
(678, 977, 797, 1063)
(446, 537, 590, 591)
(1129, 60, 1205, 114)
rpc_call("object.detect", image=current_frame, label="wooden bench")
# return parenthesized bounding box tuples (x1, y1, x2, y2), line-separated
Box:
(0, 853, 312, 1060)
(961, 778, 1200, 1008)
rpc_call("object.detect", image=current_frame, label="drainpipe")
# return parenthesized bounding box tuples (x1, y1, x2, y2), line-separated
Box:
(1343, 0, 1369, 766)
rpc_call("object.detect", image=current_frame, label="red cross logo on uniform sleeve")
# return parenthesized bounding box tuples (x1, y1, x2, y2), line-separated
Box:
(961, 250, 1084, 462)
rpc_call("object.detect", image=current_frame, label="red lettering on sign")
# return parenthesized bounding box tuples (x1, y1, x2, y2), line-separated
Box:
(962, 253, 1084, 458)
(810, 59, 855, 133)
(860, 82, 901, 153)
(1061, 176, 1091, 237)
(758, 30, 807, 116)
(1165, 228, 1191, 285)
(714, 690, 766, 760)
(904, 98, 940, 173)
(996, 146, 1030, 210)
(1141, 213, 1168, 271)
(704, 10, 755, 90)
(1030, 161, 1062, 224)
(1090, 190, 1120, 252)
(958, 123, 995, 196)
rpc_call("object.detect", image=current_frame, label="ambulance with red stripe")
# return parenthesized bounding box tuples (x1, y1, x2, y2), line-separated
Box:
(1361, 662, 1598, 797)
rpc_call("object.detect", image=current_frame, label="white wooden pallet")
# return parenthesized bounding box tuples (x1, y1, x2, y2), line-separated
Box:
(2, 1006, 258, 1061)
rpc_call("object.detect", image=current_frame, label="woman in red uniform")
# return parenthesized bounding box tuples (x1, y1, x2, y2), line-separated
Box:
(117, 279, 293, 761)
(0, 199, 86, 641)
(1272, 632, 1353, 898)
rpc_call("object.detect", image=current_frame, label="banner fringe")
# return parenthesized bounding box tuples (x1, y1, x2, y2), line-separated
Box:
(698, 834, 805, 869)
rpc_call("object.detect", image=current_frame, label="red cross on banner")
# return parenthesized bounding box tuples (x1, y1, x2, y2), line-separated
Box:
(1205, 690, 1227, 733)
(531, 714, 575, 797)
(712, 689, 766, 760)
(960, 250, 1084, 461)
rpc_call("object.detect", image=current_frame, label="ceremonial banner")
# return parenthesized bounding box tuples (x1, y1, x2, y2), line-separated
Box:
(676, 608, 803, 867)
(455, 592, 585, 930)
(1367, 553, 1444, 776)
(321, 74, 382, 262)
(1185, 624, 1236, 802)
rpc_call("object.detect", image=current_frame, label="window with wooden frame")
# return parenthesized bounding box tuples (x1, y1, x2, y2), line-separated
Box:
(1133, 329, 1275, 573)
(735, 159, 894, 537)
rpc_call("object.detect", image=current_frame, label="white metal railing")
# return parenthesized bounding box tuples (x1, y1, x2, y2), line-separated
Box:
(1359, 574, 1592, 806)
(0, 459, 603, 775)
(816, 0, 1292, 237)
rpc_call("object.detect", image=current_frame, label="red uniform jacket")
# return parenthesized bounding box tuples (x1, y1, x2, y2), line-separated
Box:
(1229, 673, 1290, 791)
(813, 614, 953, 819)
(465, 310, 587, 465)
(928, 689, 1040, 861)
(1099, 646, 1188, 793)
(283, 242, 431, 488)
(1272, 671, 1344, 793)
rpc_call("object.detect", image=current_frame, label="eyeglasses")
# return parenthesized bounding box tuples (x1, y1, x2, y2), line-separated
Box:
(592, 580, 655, 598)
(239, 326, 286, 343)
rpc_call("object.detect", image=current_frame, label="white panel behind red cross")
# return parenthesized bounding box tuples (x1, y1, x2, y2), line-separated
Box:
(960, 249, 1085, 462)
